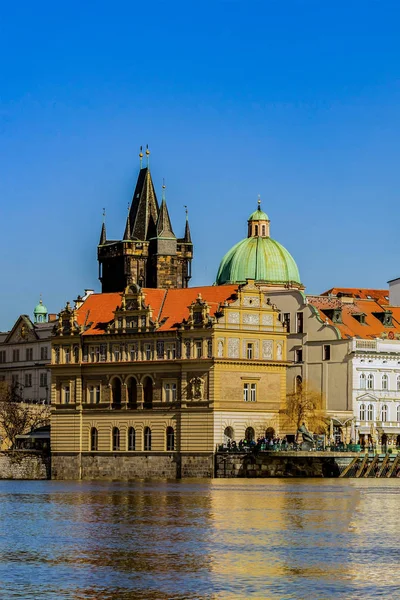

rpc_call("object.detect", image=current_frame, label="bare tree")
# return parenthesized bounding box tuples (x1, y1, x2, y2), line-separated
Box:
(0, 382, 50, 449)
(283, 380, 326, 440)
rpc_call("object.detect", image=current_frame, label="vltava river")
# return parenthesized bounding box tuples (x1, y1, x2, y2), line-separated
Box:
(0, 479, 398, 599)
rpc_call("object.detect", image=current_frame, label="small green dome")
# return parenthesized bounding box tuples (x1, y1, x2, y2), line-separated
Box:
(34, 300, 47, 314)
(248, 207, 269, 221)
(216, 236, 301, 285)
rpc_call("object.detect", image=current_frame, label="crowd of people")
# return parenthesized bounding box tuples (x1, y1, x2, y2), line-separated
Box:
(225, 436, 292, 452)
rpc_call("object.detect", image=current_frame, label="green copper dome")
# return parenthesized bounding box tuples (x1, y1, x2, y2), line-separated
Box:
(248, 207, 269, 221)
(216, 236, 301, 285)
(34, 299, 48, 323)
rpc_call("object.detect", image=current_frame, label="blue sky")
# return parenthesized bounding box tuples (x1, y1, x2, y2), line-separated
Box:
(1, 1, 400, 330)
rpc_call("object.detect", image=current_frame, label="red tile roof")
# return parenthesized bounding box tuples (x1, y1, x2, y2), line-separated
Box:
(321, 287, 389, 304)
(308, 295, 400, 339)
(76, 286, 238, 335)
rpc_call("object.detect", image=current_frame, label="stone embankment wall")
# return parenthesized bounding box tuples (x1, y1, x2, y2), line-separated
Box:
(52, 452, 214, 480)
(215, 452, 358, 478)
(0, 451, 50, 479)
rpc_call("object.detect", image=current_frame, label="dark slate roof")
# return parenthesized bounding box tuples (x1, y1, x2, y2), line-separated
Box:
(127, 168, 159, 241)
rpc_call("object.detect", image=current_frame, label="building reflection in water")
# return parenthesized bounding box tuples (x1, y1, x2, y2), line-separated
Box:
(0, 480, 399, 599)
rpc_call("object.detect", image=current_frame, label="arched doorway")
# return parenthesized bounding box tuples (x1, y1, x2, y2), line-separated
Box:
(127, 377, 137, 407)
(224, 426, 234, 446)
(143, 377, 153, 409)
(111, 378, 121, 408)
(265, 427, 275, 441)
(245, 427, 255, 442)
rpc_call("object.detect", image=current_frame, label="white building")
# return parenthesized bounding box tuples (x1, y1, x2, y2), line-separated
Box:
(352, 338, 400, 449)
(0, 300, 55, 405)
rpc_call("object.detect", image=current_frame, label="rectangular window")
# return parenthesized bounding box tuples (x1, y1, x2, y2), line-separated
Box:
(64, 347, 71, 364)
(246, 343, 253, 359)
(157, 341, 165, 359)
(171, 383, 177, 401)
(89, 385, 94, 404)
(166, 343, 176, 360)
(185, 341, 191, 359)
(64, 385, 70, 404)
(95, 347, 100, 362)
(0, 351, 6, 364)
(114, 346, 121, 361)
(296, 312, 304, 334)
(26, 348, 33, 361)
(13, 349, 20, 362)
(95, 385, 101, 404)
(243, 383, 249, 402)
(250, 383, 256, 402)
(145, 344, 153, 360)
(25, 373, 32, 387)
(295, 348, 303, 363)
(129, 344, 138, 361)
(207, 340, 213, 358)
(323, 345, 331, 361)
(195, 340, 202, 359)
(165, 383, 171, 402)
(40, 373, 47, 387)
(41, 347, 48, 360)
(283, 313, 291, 333)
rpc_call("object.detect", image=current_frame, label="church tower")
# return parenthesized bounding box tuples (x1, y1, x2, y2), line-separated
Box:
(98, 148, 193, 292)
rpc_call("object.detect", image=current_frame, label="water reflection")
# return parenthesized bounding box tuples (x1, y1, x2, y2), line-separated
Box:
(0, 479, 398, 599)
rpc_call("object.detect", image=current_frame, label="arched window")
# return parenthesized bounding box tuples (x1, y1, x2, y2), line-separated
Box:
(166, 426, 175, 451)
(144, 426, 152, 451)
(224, 426, 234, 444)
(381, 404, 388, 422)
(245, 427, 255, 442)
(143, 377, 153, 409)
(359, 404, 366, 421)
(360, 373, 366, 389)
(255, 225, 258, 236)
(112, 427, 120, 451)
(295, 375, 303, 393)
(367, 404, 374, 421)
(127, 378, 137, 407)
(128, 427, 136, 451)
(90, 427, 98, 451)
(265, 427, 275, 440)
(367, 374, 374, 390)
(262, 225, 266, 236)
(111, 378, 121, 407)
(382, 374, 389, 390)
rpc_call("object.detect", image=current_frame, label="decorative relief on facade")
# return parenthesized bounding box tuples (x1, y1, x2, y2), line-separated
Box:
(189, 377, 205, 400)
(262, 340, 273, 360)
(277, 342, 283, 360)
(228, 338, 240, 358)
(243, 313, 259, 325)
(243, 296, 260, 308)
(217, 339, 224, 358)
(262, 314, 273, 326)
(227, 312, 239, 324)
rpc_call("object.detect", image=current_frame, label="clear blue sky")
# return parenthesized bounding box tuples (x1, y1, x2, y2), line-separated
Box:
(1, 1, 400, 330)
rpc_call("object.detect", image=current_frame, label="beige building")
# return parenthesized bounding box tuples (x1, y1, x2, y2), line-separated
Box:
(50, 282, 289, 479)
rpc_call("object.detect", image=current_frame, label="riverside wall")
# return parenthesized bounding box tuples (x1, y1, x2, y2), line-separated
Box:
(0, 451, 50, 479)
(215, 451, 358, 478)
(51, 452, 214, 480)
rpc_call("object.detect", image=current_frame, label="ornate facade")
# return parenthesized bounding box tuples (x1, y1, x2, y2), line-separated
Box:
(50, 282, 288, 479)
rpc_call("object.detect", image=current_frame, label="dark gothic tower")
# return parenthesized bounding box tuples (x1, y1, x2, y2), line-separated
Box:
(98, 148, 193, 292)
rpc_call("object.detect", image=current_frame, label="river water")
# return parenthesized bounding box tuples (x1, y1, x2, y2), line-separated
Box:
(0, 479, 398, 599)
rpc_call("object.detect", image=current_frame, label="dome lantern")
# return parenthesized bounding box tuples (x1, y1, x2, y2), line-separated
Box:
(34, 297, 48, 323)
(216, 198, 301, 288)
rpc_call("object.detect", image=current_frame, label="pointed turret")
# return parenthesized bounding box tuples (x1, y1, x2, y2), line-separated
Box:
(156, 185, 176, 239)
(123, 215, 131, 240)
(184, 213, 192, 243)
(126, 167, 159, 240)
(99, 222, 106, 245)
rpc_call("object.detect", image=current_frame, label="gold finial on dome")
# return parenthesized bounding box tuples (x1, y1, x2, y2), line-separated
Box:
(257, 194, 261, 209)
(139, 145, 143, 168)
(146, 144, 150, 167)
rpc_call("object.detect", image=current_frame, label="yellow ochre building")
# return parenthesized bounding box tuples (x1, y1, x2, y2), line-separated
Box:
(51, 156, 302, 479)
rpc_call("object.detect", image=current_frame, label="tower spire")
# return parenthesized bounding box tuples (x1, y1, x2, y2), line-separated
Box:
(99, 208, 107, 245)
(156, 182, 175, 238)
(123, 202, 131, 240)
(146, 144, 150, 168)
(139, 146, 143, 169)
(184, 205, 192, 243)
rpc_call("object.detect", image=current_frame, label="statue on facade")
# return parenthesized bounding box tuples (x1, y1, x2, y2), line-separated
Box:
(190, 377, 205, 400)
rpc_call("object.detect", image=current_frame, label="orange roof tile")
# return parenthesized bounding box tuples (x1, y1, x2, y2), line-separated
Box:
(308, 295, 400, 339)
(321, 287, 389, 304)
(76, 286, 238, 335)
